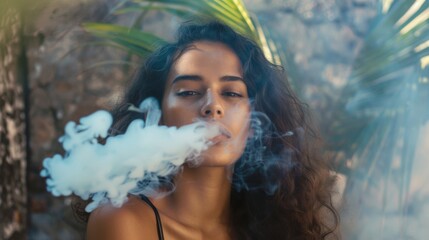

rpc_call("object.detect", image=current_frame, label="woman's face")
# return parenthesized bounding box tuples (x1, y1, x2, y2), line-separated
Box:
(161, 41, 250, 166)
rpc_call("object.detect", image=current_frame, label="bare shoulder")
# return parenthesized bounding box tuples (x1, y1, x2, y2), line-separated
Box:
(86, 195, 159, 240)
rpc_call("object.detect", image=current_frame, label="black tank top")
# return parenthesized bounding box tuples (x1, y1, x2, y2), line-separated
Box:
(139, 195, 165, 240)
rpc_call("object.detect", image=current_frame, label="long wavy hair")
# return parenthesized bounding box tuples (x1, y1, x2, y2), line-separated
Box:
(73, 21, 339, 239)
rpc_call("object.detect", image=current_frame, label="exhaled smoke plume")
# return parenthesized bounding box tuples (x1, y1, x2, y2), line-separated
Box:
(40, 98, 221, 212)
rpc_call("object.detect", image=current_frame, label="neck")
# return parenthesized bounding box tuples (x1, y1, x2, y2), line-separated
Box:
(159, 165, 233, 228)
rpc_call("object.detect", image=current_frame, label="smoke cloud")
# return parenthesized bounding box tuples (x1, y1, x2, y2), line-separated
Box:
(40, 97, 298, 213)
(40, 98, 222, 212)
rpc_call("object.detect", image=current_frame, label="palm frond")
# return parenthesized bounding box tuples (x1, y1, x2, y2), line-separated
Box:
(329, 0, 429, 225)
(104, 0, 280, 64)
(83, 23, 167, 57)
(83, 0, 282, 65)
(131, 0, 253, 35)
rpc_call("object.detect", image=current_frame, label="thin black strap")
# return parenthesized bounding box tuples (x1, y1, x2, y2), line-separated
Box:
(139, 195, 165, 240)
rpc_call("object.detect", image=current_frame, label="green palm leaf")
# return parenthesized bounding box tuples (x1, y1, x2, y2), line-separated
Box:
(84, 0, 283, 66)
(82, 23, 167, 57)
(330, 0, 429, 226)
(131, 0, 255, 35)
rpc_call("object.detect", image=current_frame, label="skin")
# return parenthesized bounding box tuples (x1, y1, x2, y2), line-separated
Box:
(87, 41, 250, 240)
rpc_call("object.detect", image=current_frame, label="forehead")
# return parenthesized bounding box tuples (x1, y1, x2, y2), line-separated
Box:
(170, 41, 243, 76)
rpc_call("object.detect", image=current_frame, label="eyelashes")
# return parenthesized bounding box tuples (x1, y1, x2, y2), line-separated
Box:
(222, 92, 243, 97)
(175, 90, 244, 98)
(176, 90, 200, 97)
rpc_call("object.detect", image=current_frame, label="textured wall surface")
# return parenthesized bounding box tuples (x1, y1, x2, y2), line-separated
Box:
(27, 0, 130, 239)
(0, 5, 27, 240)
(24, 0, 379, 239)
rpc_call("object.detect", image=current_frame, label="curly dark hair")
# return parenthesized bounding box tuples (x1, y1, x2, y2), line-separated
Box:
(73, 21, 339, 239)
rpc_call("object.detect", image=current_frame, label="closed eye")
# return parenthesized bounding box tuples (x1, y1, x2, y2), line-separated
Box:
(176, 90, 200, 97)
(223, 92, 243, 97)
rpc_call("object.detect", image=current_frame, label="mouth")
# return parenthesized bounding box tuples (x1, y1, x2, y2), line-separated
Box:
(209, 134, 229, 144)
(208, 125, 232, 144)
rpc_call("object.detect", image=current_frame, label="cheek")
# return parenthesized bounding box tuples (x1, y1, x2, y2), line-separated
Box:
(226, 104, 251, 136)
(228, 101, 251, 122)
(161, 95, 197, 127)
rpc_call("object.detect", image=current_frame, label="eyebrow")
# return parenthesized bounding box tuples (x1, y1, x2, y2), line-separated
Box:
(172, 74, 244, 84)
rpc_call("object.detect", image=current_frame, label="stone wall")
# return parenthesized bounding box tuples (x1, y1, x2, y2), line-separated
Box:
(0, 4, 28, 240)
(25, 0, 378, 239)
(246, 0, 377, 126)
(27, 0, 134, 238)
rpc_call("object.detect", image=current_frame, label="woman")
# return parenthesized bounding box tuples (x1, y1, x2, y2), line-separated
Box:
(79, 21, 339, 240)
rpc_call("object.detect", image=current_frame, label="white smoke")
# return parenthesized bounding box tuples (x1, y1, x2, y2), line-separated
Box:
(40, 97, 221, 212)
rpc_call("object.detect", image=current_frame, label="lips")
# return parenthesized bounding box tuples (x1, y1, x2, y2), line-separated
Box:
(208, 124, 232, 144)
(209, 134, 230, 144)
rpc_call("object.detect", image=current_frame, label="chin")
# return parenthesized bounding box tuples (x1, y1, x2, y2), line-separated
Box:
(193, 146, 243, 167)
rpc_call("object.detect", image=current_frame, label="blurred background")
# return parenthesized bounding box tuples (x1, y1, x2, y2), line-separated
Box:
(1, 0, 428, 239)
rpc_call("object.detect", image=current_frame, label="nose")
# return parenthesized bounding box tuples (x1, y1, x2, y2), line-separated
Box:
(200, 90, 224, 118)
